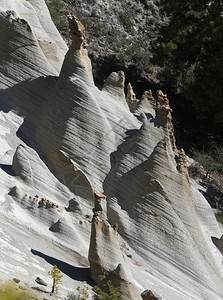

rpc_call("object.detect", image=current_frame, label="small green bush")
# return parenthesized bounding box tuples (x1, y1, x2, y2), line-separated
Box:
(67, 285, 90, 300)
(93, 22, 102, 37)
(91, 9, 97, 17)
(46, 0, 68, 32)
(93, 281, 123, 300)
(150, 16, 157, 24)
(80, 18, 92, 31)
(0, 282, 32, 300)
(119, 12, 134, 34)
(215, 213, 223, 224)
(48, 265, 63, 293)
(192, 145, 223, 178)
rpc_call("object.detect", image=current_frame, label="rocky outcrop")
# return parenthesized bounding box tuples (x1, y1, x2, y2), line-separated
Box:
(58, 15, 94, 85)
(36, 15, 138, 191)
(12, 144, 71, 204)
(126, 83, 139, 112)
(1, 0, 67, 73)
(103, 71, 127, 107)
(103, 87, 223, 300)
(134, 89, 156, 117)
(156, 90, 177, 154)
(52, 150, 94, 206)
(88, 192, 141, 300)
(141, 290, 162, 300)
(35, 277, 47, 286)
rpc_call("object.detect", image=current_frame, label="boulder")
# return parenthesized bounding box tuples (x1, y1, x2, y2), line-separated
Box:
(141, 290, 162, 300)
(35, 277, 47, 286)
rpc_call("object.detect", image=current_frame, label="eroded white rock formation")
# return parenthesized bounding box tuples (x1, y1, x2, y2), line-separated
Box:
(89, 192, 141, 300)
(1, 0, 67, 73)
(0, 2, 222, 300)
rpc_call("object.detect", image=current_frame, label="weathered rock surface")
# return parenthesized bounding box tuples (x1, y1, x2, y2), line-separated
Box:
(55, 0, 161, 88)
(0, 2, 222, 300)
(35, 15, 140, 191)
(1, 0, 67, 73)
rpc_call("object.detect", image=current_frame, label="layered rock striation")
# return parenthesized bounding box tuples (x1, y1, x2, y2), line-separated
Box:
(0, 2, 222, 300)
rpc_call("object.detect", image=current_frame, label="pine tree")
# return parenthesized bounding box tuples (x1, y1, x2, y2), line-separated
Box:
(48, 265, 63, 293)
(152, 0, 223, 128)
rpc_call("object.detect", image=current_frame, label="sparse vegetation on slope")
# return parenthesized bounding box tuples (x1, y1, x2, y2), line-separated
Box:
(66, 282, 123, 300)
(45, 0, 161, 86)
(93, 281, 123, 300)
(67, 286, 90, 300)
(215, 213, 223, 225)
(152, 0, 223, 131)
(46, 0, 69, 35)
(0, 282, 33, 300)
(190, 145, 223, 179)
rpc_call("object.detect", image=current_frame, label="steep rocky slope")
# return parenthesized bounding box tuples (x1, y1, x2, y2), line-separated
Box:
(46, 0, 162, 88)
(0, 1, 223, 300)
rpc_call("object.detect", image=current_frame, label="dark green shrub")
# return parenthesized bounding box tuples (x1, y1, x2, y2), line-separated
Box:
(192, 146, 223, 178)
(152, 0, 223, 129)
(67, 285, 90, 300)
(150, 16, 157, 24)
(215, 213, 223, 224)
(93, 21, 102, 37)
(93, 281, 123, 300)
(80, 18, 92, 31)
(46, 0, 68, 32)
(119, 12, 134, 34)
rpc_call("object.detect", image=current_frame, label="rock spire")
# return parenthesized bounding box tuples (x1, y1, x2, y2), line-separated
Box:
(88, 192, 141, 300)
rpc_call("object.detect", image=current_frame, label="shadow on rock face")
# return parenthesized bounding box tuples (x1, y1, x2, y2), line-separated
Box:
(0, 75, 58, 157)
(211, 236, 219, 248)
(199, 182, 223, 211)
(211, 236, 223, 255)
(31, 249, 94, 285)
(0, 164, 13, 176)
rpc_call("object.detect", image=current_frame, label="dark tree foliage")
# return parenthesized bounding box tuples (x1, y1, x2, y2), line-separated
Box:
(152, 0, 223, 129)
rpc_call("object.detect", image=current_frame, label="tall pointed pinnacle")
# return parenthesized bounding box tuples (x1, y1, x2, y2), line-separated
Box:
(156, 90, 189, 180)
(68, 15, 88, 50)
(88, 192, 142, 300)
(58, 15, 94, 85)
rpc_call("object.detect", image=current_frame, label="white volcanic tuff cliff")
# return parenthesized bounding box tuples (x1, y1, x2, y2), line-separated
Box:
(0, 4, 91, 295)
(0, 5, 59, 128)
(103, 95, 223, 300)
(0, 2, 222, 300)
(35, 15, 141, 191)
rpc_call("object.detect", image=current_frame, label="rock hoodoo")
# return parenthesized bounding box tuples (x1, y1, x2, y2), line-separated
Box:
(58, 15, 94, 85)
(126, 82, 139, 112)
(88, 192, 141, 300)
